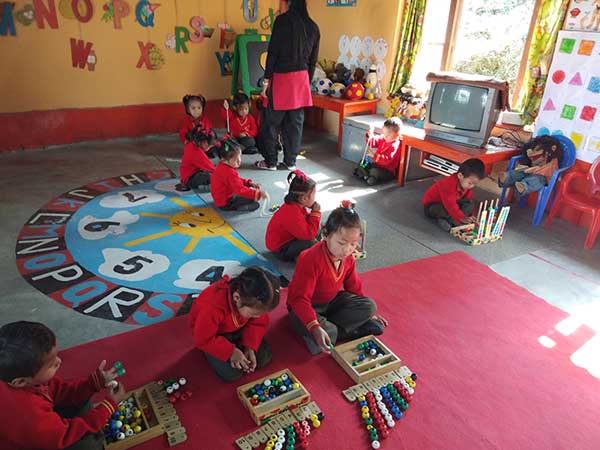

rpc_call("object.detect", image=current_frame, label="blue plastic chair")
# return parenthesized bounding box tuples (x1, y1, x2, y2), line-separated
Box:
(499, 134, 577, 226)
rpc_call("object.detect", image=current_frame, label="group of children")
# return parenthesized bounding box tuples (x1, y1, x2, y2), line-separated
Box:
(0, 99, 564, 449)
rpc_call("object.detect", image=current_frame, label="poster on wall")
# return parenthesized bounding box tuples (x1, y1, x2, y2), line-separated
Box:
(535, 30, 600, 163)
(565, 0, 600, 32)
(327, 0, 357, 6)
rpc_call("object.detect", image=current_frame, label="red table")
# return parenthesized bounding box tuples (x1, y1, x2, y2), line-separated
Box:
(397, 128, 521, 186)
(309, 94, 380, 154)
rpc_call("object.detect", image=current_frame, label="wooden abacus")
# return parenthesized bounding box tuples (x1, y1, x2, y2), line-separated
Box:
(235, 401, 324, 450)
(451, 199, 511, 246)
(104, 382, 186, 450)
(236, 368, 311, 426)
(331, 335, 402, 383)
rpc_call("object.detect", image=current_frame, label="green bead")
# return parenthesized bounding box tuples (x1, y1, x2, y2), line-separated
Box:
(364, 418, 373, 425)
(114, 361, 123, 370)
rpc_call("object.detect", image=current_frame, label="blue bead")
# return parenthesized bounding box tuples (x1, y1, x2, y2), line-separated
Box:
(359, 400, 367, 407)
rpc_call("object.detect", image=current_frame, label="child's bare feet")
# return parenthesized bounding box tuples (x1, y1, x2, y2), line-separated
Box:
(515, 181, 526, 194)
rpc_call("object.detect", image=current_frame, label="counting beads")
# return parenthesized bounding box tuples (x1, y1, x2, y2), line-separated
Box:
(104, 395, 146, 443)
(245, 373, 296, 404)
(113, 361, 126, 377)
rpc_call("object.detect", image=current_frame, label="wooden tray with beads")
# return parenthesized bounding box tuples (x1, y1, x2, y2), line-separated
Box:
(236, 368, 311, 426)
(235, 401, 324, 450)
(341, 366, 416, 402)
(103, 382, 187, 450)
(332, 335, 402, 383)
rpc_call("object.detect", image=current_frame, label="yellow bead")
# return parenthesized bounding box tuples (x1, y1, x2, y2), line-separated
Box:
(358, 395, 366, 401)
(362, 411, 370, 419)
(133, 425, 142, 433)
(122, 424, 130, 431)
(119, 406, 125, 411)
(312, 420, 321, 428)
(361, 406, 369, 413)
(292, 383, 300, 389)
(270, 434, 277, 441)
(133, 410, 142, 418)
(366, 424, 374, 431)
(310, 414, 318, 421)
(118, 416, 124, 421)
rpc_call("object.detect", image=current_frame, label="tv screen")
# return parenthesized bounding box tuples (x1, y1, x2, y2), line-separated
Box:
(429, 83, 489, 132)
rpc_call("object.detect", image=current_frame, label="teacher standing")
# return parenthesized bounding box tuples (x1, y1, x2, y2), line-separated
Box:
(255, 0, 320, 171)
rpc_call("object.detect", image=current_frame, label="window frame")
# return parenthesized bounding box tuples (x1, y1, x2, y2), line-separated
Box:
(437, 0, 542, 108)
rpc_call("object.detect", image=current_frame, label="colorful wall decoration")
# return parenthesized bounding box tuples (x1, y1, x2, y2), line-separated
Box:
(535, 30, 600, 163)
(327, 0, 357, 6)
(565, 0, 600, 32)
(337, 34, 388, 81)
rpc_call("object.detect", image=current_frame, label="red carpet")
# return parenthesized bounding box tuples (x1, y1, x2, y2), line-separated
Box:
(59, 252, 600, 450)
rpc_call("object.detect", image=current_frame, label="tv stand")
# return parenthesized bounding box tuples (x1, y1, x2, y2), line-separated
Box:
(425, 134, 483, 148)
(397, 127, 520, 187)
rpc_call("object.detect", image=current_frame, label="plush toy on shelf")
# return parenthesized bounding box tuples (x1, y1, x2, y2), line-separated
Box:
(352, 68, 366, 85)
(330, 82, 346, 98)
(316, 78, 333, 96)
(345, 81, 365, 100)
(364, 64, 382, 100)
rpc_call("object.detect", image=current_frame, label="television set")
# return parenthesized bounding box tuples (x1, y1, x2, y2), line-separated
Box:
(424, 76, 503, 148)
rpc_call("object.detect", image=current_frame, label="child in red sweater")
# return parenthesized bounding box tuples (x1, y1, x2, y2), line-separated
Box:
(354, 117, 402, 186)
(210, 137, 264, 212)
(0, 321, 126, 450)
(222, 93, 259, 155)
(189, 267, 280, 382)
(287, 204, 388, 355)
(176, 125, 216, 192)
(422, 158, 485, 231)
(179, 94, 217, 159)
(265, 170, 321, 261)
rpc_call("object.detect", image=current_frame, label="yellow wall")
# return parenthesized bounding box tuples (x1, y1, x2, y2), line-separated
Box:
(309, 0, 403, 132)
(0, 0, 279, 113)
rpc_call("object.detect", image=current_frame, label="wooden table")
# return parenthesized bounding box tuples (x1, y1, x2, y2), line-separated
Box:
(309, 94, 380, 154)
(397, 128, 521, 186)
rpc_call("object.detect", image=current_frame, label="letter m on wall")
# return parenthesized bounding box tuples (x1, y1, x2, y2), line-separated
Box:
(70, 38, 93, 69)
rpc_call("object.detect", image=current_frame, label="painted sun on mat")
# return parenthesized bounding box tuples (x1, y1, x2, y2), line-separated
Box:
(15, 169, 279, 326)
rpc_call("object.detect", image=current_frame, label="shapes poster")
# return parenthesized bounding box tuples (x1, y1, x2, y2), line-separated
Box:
(535, 30, 600, 163)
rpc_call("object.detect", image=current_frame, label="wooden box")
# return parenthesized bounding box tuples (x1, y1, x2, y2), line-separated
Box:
(236, 368, 311, 425)
(332, 335, 401, 383)
(104, 382, 186, 450)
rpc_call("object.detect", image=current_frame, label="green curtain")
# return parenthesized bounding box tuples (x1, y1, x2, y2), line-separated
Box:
(389, 0, 427, 94)
(517, 0, 569, 124)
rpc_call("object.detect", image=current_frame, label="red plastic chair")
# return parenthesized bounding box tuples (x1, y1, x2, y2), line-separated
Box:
(546, 156, 600, 249)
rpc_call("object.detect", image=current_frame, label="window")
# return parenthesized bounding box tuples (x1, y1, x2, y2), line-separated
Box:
(410, 0, 539, 107)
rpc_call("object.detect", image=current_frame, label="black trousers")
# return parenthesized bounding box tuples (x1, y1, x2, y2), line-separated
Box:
(355, 164, 395, 184)
(259, 103, 304, 167)
(186, 170, 211, 190)
(55, 400, 104, 450)
(219, 195, 260, 212)
(275, 239, 317, 262)
(424, 199, 474, 227)
(236, 136, 259, 154)
(203, 330, 272, 382)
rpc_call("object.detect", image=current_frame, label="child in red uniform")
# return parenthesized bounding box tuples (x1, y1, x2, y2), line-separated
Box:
(179, 94, 217, 159)
(265, 170, 320, 261)
(210, 138, 264, 212)
(189, 267, 280, 382)
(222, 93, 259, 155)
(354, 117, 402, 186)
(176, 126, 216, 192)
(422, 158, 485, 231)
(0, 321, 126, 450)
(287, 205, 388, 355)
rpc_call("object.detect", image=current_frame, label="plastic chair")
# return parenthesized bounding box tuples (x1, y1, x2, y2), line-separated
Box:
(546, 156, 600, 249)
(499, 135, 577, 226)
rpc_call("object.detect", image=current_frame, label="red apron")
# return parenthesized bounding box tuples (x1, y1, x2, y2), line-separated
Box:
(271, 70, 313, 111)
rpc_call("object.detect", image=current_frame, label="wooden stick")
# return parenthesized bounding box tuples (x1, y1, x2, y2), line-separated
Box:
(476, 201, 484, 223)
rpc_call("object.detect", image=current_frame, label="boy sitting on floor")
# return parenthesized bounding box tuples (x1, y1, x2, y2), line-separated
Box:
(354, 117, 402, 185)
(0, 321, 126, 450)
(422, 158, 485, 231)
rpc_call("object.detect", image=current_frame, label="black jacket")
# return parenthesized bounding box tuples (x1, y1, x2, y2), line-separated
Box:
(264, 12, 320, 81)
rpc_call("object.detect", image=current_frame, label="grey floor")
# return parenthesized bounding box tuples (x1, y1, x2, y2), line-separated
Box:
(1, 130, 599, 351)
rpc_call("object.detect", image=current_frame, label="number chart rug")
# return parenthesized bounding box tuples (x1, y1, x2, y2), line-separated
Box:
(15, 169, 279, 326)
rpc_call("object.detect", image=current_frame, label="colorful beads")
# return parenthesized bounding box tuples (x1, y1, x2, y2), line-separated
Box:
(244, 373, 297, 404)
(113, 361, 126, 377)
(160, 376, 192, 404)
(104, 395, 145, 443)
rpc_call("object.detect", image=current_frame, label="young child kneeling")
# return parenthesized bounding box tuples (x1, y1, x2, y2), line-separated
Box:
(265, 170, 321, 261)
(498, 135, 562, 196)
(177, 125, 216, 192)
(211, 137, 264, 212)
(0, 321, 126, 450)
(354, 117, 402, 186)
(189, 267, 280, 382)
(287, 205, 388, 355)
(222, 93, 259, 155)
(422, 158, 485, 231)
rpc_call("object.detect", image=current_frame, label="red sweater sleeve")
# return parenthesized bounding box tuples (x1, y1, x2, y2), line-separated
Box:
(366, 133, 384, 148)
(343, 257, 364, 296)
(191, 299, 236, 362)
(439, 179, 468, 223)
(287, 252, 320, 330)
(179, 117, 192, 144)
(49, 370, 104, 408)
(292, 209, 321, 241)
(373, 139, 401, 172)
(235, 176, 261, 201)
(239, 315, 269, 351)
(0, 380, 117, 450)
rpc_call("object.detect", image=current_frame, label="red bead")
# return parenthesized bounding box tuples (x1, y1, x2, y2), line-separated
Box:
(185, 390, 193, 398)
(380, 429, 389, 439)
(180, 393, 188, 401)
(174, 392, 181, 399)
(168, 396, 177, 404)
(251, 398, 259, 406)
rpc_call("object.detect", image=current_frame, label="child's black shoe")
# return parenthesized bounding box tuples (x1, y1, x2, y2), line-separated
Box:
(175, 183, 191, 192)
